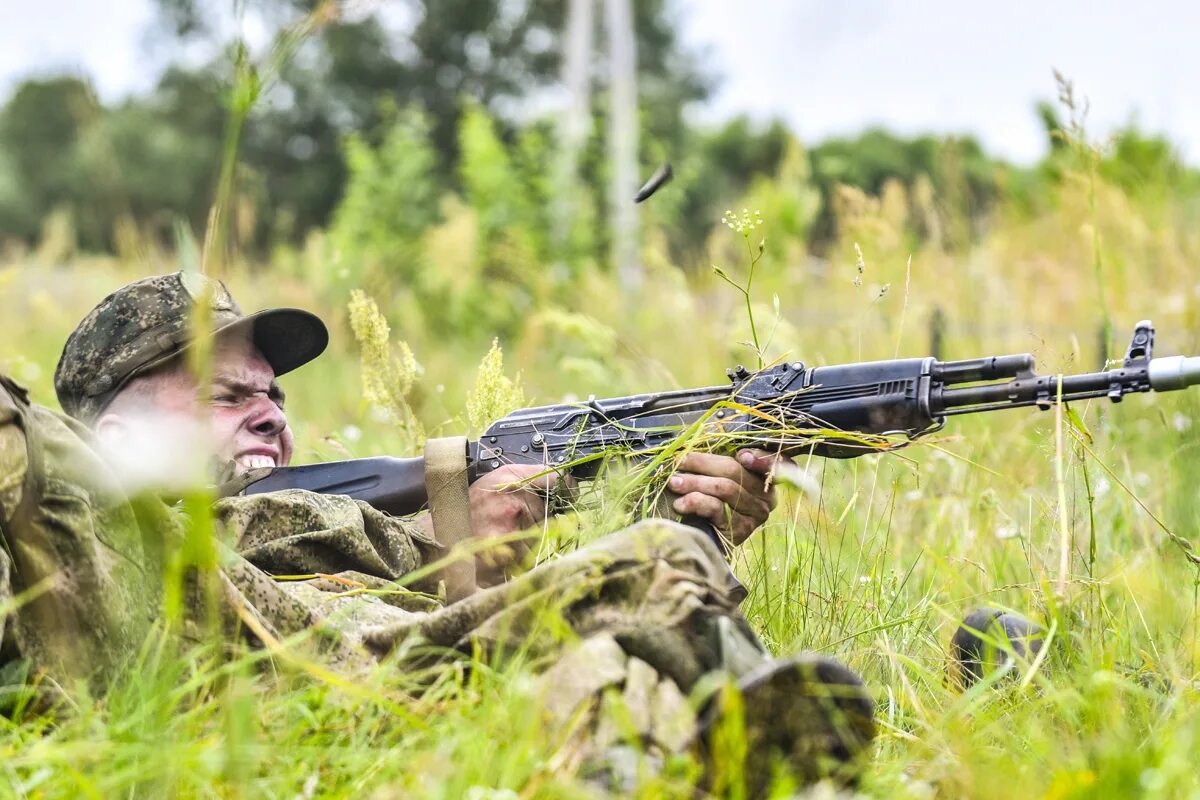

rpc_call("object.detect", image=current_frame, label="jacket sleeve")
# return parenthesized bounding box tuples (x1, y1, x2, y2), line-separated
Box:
(216, 489, 444, 594)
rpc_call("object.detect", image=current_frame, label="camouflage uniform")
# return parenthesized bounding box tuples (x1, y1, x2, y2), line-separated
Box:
(2, 272, 778, 756)
(0, 372, 766, 750)
(0, 375, 160, 693)
(220, 487, 762, 752)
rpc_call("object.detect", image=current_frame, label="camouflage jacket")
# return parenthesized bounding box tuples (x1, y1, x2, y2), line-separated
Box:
(0, 374, 764, 758)
(0, 375, 444, 689)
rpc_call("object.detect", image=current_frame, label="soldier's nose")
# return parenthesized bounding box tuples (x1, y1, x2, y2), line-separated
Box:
(247, 399, 287, 438)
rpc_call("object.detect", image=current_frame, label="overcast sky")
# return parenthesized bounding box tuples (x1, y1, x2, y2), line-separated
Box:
(2, 0, 1197, 164)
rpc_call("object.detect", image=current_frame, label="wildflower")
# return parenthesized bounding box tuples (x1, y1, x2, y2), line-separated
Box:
(467, 339, 525, 434)
(348, 289, 425, 446)
(719, 207, 765, 237)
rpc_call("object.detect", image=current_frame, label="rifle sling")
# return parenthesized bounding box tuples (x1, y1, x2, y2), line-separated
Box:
(423, 436, 476, 603)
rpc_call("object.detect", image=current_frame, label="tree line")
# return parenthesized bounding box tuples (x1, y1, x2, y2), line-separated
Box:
(0, 0, 1194, 267)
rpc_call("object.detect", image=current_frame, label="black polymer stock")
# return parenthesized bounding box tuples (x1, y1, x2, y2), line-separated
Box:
(244, 320, 1200, 543)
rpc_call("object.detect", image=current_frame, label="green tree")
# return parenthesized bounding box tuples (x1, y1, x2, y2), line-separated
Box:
(807, 128, 1002, 249)
(0, 77, 100, 241)
(74, 67, 227, 247)
(149, 0, 710, 237)
(329, 106, 440, 283)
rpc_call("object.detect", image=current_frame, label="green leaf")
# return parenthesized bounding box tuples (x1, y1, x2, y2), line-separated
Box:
(1065, 404, 1093, 444)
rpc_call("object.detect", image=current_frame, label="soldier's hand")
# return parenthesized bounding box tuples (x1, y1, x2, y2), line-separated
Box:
(667, 449, 781, 547)
(468, 463, 560, 584)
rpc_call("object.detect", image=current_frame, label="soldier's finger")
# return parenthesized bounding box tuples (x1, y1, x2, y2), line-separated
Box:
(672, 491, 728, 528)
(677, 452, 769, 494)
(668, 473, 772, 518)
(737, 448, 788, 476)
(678, 451, 743, 480)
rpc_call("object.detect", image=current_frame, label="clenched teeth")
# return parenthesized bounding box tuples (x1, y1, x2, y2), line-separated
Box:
(235, 454, 277, 472)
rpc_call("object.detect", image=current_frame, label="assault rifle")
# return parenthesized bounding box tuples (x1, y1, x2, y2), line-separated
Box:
(244, 320, 1200, 529)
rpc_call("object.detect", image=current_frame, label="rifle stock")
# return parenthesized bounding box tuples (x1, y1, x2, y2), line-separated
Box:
(243, 455, 429, 516)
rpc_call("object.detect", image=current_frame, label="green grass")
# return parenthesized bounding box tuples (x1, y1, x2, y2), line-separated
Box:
(3, 159, 1200, 798)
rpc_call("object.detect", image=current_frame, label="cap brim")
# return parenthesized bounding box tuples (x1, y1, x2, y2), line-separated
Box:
(216, 308, 329, 378)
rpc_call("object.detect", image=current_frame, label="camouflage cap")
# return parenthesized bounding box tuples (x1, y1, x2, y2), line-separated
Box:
(55, 272, 328, 422)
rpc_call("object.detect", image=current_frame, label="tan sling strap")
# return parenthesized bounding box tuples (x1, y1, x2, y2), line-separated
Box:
(423, 436, 476, 603)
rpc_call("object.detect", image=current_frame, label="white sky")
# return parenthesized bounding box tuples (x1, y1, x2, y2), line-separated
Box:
(1, 0, 1197, 164)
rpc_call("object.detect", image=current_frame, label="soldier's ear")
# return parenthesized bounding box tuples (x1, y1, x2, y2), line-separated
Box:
(94, 412, 130, 447)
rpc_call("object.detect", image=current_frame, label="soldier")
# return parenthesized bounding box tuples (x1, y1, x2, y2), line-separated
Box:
(1, 272, 875, 793)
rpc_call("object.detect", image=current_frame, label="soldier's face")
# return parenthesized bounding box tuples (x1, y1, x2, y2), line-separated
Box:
(205, 334, 295, 475)
(97, 333, 295, 483)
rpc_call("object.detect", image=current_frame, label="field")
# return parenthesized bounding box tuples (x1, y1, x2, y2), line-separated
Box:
(3, 120, 1200, 798)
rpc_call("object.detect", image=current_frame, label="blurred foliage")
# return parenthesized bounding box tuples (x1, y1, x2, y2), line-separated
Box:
(330, 105, 440, 284)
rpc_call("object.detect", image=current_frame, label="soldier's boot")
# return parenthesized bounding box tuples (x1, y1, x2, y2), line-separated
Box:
(949, 607, 1046, 690)
(696, 654, 876, 796)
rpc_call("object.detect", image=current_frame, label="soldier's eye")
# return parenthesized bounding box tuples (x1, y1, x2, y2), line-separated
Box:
(211, 393, 239, 404)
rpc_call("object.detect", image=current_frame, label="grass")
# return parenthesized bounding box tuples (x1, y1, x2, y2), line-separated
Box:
(3, 147, 1200, 798)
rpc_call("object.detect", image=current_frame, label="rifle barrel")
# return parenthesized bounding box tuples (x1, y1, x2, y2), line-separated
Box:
(936, 371, 1115, 412)
(935, 355, 1200, 416)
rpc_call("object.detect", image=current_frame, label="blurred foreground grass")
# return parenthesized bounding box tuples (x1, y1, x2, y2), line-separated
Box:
(2, 155, 1200, 798)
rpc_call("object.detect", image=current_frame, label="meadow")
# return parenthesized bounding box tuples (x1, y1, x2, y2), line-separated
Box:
(3, 95, 1200, 798)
